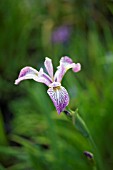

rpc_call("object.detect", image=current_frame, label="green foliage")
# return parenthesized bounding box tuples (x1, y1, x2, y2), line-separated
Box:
(0, 0, 113, 170)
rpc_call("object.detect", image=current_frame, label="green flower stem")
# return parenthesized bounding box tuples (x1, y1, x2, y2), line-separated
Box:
(64, 109, 104, 170)
(88, 135, 103, 170)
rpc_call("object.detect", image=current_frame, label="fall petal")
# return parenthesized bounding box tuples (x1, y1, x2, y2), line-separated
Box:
(14, 66, 39, 85)
(47, 86, 69, 114)
(15, 67, 52, 86)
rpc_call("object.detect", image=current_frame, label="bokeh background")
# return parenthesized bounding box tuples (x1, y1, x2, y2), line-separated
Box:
(0, 0, 113, 169)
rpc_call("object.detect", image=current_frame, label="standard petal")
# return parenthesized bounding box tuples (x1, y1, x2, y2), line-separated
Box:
(54, 56, 81, 82)
(54, 64, 66, 82)
(44, 57, 53, 78)
(14, 66, 39, 85)
(47, 86, 69, 114)
(60, 56, 81, 72)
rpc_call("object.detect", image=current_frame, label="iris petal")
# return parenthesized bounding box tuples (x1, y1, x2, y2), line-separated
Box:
(72, 63, 81, 72)
(60, 56, 73, 64)
(47, 86, 69, 114)
(37, 68, 53, 86)
(44, 57, 54, 78)
(54, 56, 81, 82)
(54, 64, 66, 82)
(15, 66, 39, 85)
(15, 67, 52, 86)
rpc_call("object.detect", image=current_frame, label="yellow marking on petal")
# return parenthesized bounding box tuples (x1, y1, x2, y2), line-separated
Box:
(53, 86, 61, 91)
(35, 73, 38, 76)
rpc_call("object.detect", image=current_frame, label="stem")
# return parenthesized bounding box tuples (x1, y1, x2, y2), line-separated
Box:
(88, 135, 104, 170)
(64, 109, 104, 170)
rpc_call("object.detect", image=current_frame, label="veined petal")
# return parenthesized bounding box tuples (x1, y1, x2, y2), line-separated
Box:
(44, 57, 53, 78)
(54, 56, 81, 82)
(15, 67, 52, 86)
(15, 66, 39, 85)
(54, 64, 66, 82)
(60, 56, 81, 72)
(47, 86, 69, 114)
(60, 56, 73, 65)
(37, 68, 53, 86)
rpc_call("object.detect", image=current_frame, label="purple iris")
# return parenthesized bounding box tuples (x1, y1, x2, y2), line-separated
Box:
(15, 56, 81, 114)
(51, 25, 71, 44)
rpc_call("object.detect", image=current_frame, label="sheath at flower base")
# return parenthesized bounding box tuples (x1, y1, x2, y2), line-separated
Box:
(15, 56, 81, 114)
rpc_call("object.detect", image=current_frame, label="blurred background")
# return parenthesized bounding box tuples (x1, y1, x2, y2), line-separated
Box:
(0, 0, 113, 169)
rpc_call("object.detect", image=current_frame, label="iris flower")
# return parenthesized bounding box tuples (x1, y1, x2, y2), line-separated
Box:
(15, 56, 81, 114)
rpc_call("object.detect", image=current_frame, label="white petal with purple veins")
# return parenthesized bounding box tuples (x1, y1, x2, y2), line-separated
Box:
(47, 86, 69, 114)
(15, 66, 39, 85)
(54, 64, 66, 82)
(54, 56, 81, 82)
(15, 67, 52, 86)
(44, 57, 54, 78)
(38, 68, 53, 86)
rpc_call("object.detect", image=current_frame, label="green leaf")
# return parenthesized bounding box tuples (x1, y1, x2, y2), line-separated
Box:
(74, 112, 90, 138)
